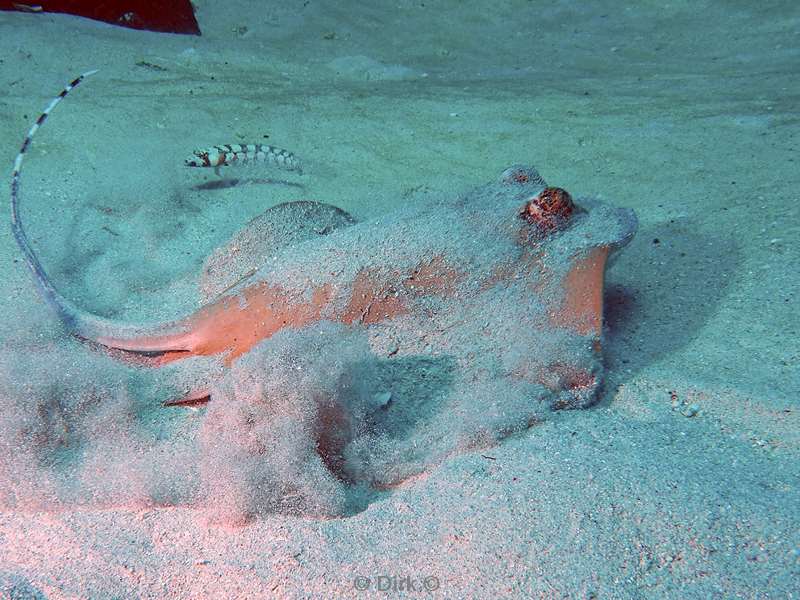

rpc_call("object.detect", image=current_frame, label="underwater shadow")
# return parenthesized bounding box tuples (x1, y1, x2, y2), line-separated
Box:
(58, 196, 191, 318)
(600, 218, 741, 397)
(191, 177, 306, 192)
(367, 354, 458, 436)
(0, 573, 46, 600)
(339, 354, 457, 516)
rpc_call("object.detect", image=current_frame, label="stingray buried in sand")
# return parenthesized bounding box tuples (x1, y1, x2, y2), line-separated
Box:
(10, 73, 637, 404)
(9, 74, 636, 515)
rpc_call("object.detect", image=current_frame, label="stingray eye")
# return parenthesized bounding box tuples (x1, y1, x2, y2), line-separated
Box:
(519, 187, 575, 234)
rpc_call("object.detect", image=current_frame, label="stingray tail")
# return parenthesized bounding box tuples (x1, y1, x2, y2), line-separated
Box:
(9, 71, 199, 357)
(10, 71, 98, 329)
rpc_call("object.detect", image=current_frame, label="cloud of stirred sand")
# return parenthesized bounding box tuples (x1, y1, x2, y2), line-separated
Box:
(0, 173, 635, 524)
(0, 308, 600, 525)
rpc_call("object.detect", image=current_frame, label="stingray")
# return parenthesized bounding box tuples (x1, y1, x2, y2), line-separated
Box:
(10, 73, 637, 411)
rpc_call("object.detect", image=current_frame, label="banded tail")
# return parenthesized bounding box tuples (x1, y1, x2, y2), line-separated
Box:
(9, 71, 204, 355)
(10, 70, 98, 329)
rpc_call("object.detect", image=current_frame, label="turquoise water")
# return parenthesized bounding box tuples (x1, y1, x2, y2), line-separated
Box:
(0, 2, 797, 598)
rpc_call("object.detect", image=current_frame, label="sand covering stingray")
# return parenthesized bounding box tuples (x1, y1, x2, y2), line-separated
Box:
(7, 168, 636, 521)
(188, 169, 638, 520)
(6, 74, 637, 520)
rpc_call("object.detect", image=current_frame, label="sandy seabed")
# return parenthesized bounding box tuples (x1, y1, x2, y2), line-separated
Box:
(0, 1, 798, 598)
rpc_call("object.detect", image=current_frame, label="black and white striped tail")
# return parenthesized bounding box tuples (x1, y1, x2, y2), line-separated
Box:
(6, 70, 235, 354)
(10, 70, 98, 326)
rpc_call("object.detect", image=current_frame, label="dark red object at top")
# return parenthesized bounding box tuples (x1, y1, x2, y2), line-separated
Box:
(0, 0, 201, 35)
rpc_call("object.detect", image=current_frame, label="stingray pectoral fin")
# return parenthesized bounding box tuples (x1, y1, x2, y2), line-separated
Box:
(550, 245, 610, 337)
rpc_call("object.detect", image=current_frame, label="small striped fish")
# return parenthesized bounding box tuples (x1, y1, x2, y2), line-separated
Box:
(185, 143, 302, 175)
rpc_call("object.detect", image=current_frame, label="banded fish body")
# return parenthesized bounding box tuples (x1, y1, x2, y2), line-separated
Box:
(185, 143, 302, 174)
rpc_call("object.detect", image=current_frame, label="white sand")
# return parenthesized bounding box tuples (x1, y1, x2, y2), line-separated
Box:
(1, 1, 798, 598)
